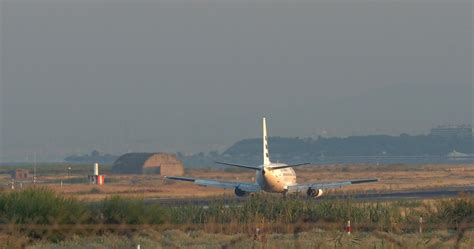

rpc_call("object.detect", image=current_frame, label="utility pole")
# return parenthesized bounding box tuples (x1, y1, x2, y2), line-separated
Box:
(33, 152, 37, 186)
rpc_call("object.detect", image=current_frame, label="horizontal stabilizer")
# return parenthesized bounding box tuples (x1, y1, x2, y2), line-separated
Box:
(214, 161, 261, 170)
(164, 176, 195, 182)
(268, 163, 310, 170)
(350, 178, 379, 184)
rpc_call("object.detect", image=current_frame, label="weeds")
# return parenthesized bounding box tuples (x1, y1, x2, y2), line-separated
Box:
(432, 198, 474, 226)
(98, 195, 167, 224)
(0, 187, 472, 244)
(0, 187, 87, 225)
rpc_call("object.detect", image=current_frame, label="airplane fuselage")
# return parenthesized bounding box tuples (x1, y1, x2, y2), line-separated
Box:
(256, 163, 297, 193)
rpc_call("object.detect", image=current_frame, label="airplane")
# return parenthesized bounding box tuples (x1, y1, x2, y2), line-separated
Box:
(165, 118, 378, 198)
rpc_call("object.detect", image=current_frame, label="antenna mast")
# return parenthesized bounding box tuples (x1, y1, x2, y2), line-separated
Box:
(33, 152, 37, 185)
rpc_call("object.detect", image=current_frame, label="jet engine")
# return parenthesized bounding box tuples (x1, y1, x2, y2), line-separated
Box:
(306, 188, 324, 198)
(234, 187, 249, 197)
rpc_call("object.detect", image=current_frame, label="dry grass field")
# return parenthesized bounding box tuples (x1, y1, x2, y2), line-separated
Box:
(2, 163, 472, 201)
(22, 230, 474, 249)
(0, 183, 472, 248)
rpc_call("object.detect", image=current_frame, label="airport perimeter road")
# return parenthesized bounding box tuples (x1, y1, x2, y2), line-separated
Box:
(146, 186, 474, 206)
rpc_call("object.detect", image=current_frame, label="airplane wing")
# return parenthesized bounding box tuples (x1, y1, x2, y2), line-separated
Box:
(165, 176, 261, 192)
(287, 178, 378, 193)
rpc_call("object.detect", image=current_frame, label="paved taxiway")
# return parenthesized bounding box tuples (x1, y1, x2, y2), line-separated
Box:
(147, 186, 474, 206)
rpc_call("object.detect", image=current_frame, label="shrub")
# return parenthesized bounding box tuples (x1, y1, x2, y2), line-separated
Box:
(0, 187, 90, 242)
(0, 187, 87, 225)
(433, 197, 474, 225)
(99, 195, 167, 224)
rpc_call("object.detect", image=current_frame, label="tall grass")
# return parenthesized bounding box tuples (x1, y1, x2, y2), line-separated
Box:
(0, 187, 87, 224)
(98, 195, 167, 224)
(433, 198, 474, 225)
(166, 194, 404, 229)
(0, 187, 472, 243)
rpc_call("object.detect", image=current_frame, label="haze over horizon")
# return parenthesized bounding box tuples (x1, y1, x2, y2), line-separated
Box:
(1, 0, 472, 162)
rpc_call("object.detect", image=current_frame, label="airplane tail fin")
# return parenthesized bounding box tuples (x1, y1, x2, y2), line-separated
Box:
(263, 117, 271, 166)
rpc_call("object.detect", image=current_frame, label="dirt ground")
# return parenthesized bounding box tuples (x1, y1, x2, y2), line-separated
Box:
(2, 163, 473, 201)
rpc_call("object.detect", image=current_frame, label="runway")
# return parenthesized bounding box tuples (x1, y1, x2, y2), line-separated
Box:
(345, 186, 474, 201)
(147, 186, 474, 206)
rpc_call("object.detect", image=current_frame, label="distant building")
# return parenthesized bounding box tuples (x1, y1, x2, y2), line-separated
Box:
(112, 153, 184, 176)
(430, 125, 472, 138)
(11, 169, 30, 180)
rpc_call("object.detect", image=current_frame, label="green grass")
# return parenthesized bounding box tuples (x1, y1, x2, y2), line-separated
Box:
(0, 187, 472, 245)
(98, 195, 167, 224)
(0, 187, 87, 225)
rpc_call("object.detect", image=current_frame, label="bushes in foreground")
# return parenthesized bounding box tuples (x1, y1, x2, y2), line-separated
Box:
(0, 188, 167, 226)
(434, 198, 474, 225)
(99, 196, 167, 224)
(166, 194, 406, 227)
(0, 187, 472, 229)
(0, 187, 87, 224)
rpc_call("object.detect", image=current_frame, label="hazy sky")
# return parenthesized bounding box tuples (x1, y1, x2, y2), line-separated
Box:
(1, 0, 472, 161)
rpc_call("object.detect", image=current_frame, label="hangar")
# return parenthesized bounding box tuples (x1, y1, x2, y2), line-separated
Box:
(112, 153, 184, 176)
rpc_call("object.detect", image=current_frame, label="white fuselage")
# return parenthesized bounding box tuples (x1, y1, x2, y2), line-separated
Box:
(256, 163, 297, 193)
